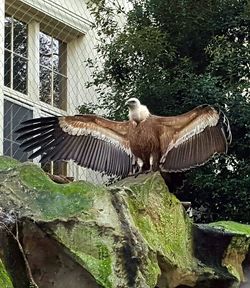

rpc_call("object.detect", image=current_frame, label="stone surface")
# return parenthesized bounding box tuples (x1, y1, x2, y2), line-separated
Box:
(0, 156, 249, 288)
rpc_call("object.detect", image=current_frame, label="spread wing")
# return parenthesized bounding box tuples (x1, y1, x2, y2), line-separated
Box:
(153, 105, 232, 172)
(16, 115, 134, 178)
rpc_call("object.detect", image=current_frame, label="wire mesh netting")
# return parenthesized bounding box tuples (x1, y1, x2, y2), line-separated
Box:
(0, 0, 130, 185)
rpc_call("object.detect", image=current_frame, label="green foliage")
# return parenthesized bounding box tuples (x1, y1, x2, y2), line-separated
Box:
(85, 0, 250, 223)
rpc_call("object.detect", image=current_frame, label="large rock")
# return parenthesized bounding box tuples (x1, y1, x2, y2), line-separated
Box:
(0, 156, 249, 288)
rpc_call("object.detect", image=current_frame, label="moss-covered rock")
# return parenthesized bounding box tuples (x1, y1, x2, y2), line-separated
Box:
(0, 156, 19, 172)
(209, 221, 250, 283)
(210, 221, 250, 236)
(0, 156, 249, 288)
(0, 259, 14, 288)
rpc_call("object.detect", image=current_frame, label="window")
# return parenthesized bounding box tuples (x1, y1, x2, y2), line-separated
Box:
(3, 16, 68, 170)
(4, 15, 28, 94)
(39, 32, 67, 110)
(4, 15, 68, 110)
(3, 10, 69, 177)
(4, 100, 33, 161)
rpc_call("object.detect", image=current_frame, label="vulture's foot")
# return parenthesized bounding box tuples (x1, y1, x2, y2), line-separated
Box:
(128, 171, 142, 178)
(128, 169, 152, 178)
(142, 169, 152, 175)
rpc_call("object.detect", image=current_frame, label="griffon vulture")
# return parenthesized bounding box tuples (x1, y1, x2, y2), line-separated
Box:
(16, 98, 232, 178)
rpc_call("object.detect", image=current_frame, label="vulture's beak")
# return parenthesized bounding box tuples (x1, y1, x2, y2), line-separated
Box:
(125, 98, 138, 108)
(125, 100, 134, 108)
(125, 100, 131, 108)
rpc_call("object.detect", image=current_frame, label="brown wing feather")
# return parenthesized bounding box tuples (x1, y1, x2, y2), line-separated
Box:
(15, 115, 134, 178)
(152, 105, 208, 128)
(154, 105, 232, 172)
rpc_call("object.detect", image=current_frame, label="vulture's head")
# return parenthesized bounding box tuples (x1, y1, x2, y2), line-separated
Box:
(125, 98, 141, 109)
(126, 98, 150, 122)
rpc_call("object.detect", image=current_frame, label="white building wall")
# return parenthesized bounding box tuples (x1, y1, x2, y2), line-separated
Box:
(15, 0, 93, 34)
(67, 31, 98, 115)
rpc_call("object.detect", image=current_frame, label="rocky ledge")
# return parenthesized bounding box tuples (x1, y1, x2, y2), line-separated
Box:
(0, 156, 249, 288)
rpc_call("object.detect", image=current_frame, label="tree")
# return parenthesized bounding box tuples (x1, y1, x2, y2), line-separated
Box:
(84, 0, 250, 223)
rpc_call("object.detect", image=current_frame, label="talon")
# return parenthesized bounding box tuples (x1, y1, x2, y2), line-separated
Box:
(134, 171, 142, 178)
(134, 165, 143, 177)
(128, 169, 151, 178)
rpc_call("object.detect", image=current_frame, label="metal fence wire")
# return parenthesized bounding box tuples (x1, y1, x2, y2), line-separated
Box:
(0, 0, 129, 185)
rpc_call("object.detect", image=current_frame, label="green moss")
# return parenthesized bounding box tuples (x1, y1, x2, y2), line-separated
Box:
(144, 253, 161, 287)
(75, 246, 112, 288)
(0, 259, 14, 288)
(19, 163, 96, 194)
(16, 163, 106, 220)
(0, 156, 20, 172)
(54, 223, 113, 288)
(209, 221, 250, 236)
(126, 173, 195, 270)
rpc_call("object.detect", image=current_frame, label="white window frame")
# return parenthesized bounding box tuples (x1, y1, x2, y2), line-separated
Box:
(3, 14, 69, 169)
(3, 17, 69, 115)
(39, 31, 67, 109)
(3, 96, 33, 160)
(4, 15, 29, 94)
